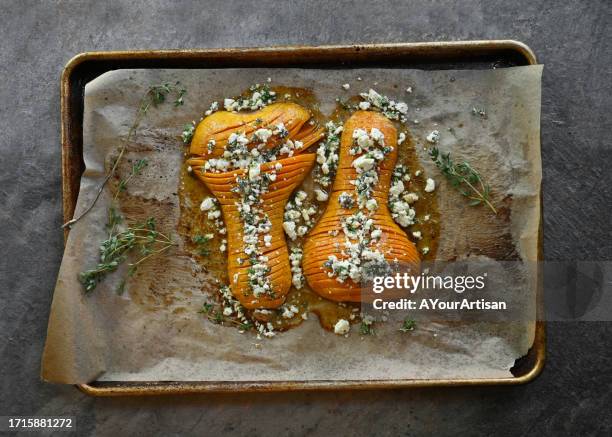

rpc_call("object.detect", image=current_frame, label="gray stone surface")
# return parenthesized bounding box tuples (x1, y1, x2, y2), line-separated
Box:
(0, 0, 610, 436)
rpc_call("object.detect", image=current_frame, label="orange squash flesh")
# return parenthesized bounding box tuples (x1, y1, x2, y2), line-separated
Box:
(190, 102, 324, 158)
(188, 155, 315, 309)
(187, 103, 319, 309)
(302, 111, 420, 303)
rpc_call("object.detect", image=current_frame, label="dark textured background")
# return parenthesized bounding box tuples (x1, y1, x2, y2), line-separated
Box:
(1, 1, 611, 436)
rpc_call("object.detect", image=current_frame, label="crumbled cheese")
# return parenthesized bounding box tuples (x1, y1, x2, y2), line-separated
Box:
(365, 198, 378, 211)
(295, 190, 307, 203)
(314, 189, 328, 202)
(395, 102, 408, 114)
(426, 130, 440, 144)
(207, 209, 221, 220)
(406, 87, 412, 93)
(359, 89, 409, 122)
(342, 83, 350, 90)
(389, 180, 405, 197)
(200, 197, 216, 211)
(424, 178, 436, 192)
(281, 305, 299, 319)
(388, 165, 416, 228)
(404, 192, 419, 204)
(314, 121, 342, 187)
(412, 231, 422, 240)
(204, 101, 219, 116)
(358, 101, 371, 110)
(248, 163, 261, 180)
(398, 132, 406, 145)
(289, 247, 305, 289)
(182, 122, 196, 144)
(334, 319, 350, 335)
(422, 247, 430, 255)
(352, 154, 376, 171)
(223, 84, 276, 112)
(254, 128, 273, 143)
(283, 221, 297, 240)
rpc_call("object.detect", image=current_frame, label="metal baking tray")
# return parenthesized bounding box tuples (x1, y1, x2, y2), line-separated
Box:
(60, 41, 544, 396)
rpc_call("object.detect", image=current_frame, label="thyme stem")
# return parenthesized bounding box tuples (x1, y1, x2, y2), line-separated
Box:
(429, 146, 497, 214)
(62, 82, 186, 228)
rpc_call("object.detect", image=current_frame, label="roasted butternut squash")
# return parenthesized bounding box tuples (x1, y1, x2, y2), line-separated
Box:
(187, 103, 319, 309)
(302, 111, 420, 302)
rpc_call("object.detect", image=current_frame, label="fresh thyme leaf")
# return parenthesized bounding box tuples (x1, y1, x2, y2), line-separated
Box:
(174, 86, 187, 106)
(213, 311, 224, 324)
(79, 215, 175, 293)
(107, 207, 122, 230)
(199, 302, 214, 314)
(359, 321, 375, 335)
(116, 159, 148, 197)
(239, 321, 253, 331)
(132, 159, 148, 174)
(181, 122, 195, 144)
(192, 233, 213, 256)
(429, 146, 497, 214)
(400, 318, 416, 332)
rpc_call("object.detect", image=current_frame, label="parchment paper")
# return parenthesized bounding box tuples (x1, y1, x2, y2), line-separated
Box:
(42, 66, 542, 383)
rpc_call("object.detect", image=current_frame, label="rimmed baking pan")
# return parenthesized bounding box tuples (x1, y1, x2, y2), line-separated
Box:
(59, 41, 544, 396)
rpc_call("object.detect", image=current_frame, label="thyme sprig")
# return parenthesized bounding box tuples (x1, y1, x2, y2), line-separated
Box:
(359, 320, 375, 335)
(400, 318, 416, 332)
(79, 215, 175, 293)
(115, 159, 148, 199)
(75, 80, 187, 292)
(62, 81, 186, 228)
(429, 146, 497, 214)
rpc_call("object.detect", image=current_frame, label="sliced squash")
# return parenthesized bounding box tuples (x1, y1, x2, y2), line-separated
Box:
(302, 111, 420, 302)
(187, 103, 319, 309)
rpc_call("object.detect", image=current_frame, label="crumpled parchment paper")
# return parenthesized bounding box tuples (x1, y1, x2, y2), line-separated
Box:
(42, 65, 542, 383)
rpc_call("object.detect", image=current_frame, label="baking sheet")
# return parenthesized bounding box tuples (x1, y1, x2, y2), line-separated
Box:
(42, 65, 542, 384)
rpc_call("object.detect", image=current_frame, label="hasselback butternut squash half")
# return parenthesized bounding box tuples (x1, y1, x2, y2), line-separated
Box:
(302, 111, 420, 302)
(187, 103, 321, 309)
